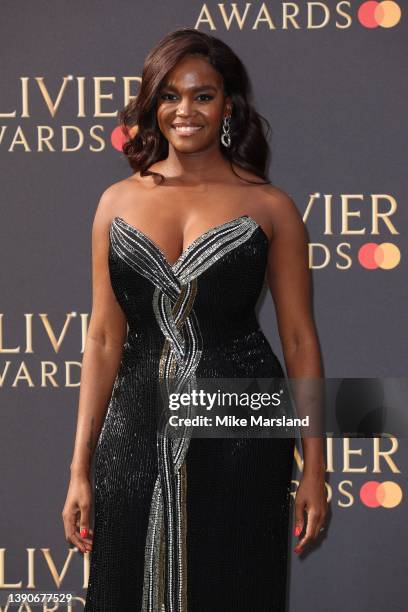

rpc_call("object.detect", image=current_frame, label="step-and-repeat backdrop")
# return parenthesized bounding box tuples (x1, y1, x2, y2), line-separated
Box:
(1, 1, 406, 610)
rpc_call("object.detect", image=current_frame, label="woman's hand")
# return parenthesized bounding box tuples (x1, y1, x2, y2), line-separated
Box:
(62, 474, 94, 554)
(293, 467, 328, 555)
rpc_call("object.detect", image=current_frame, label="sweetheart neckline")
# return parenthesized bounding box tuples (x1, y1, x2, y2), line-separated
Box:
(110, 214, 268, 269)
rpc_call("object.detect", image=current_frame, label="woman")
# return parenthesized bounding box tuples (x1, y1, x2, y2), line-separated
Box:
(62, 27, 327, 611)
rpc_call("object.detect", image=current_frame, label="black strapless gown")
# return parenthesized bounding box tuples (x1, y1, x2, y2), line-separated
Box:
(84, 214, 295, 612)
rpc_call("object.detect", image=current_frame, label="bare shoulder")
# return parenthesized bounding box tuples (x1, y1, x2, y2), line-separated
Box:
(260, 184, 299, 215)
(258, 184, 306, 234)
(232, 165, 300, 221)
(94, 172, 148, 224)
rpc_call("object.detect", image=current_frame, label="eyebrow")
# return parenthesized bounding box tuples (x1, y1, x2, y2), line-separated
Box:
(160, 84, 218, 93)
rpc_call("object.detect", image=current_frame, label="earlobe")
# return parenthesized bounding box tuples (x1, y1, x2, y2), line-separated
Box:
(223, 95, 232, 116)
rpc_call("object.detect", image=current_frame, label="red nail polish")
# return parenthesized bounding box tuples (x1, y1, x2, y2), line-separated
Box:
(294, 525, 301, 536)
(80, 528, 88, 538)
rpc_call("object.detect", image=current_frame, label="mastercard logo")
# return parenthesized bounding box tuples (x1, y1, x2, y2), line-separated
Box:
(358, 242, 401, 269)
(360, 481, 403, 508)
(358, 1, 401, 28)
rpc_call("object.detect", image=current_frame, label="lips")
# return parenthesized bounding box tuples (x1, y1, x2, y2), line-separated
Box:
(172, 123, 203, 127)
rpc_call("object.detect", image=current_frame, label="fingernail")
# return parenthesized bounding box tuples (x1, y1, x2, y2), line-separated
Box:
(294, 525, 301, 536)
(80, 528, 88, 538)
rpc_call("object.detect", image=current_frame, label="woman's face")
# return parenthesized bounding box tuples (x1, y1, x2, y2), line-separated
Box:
(156, 54, 232, 153)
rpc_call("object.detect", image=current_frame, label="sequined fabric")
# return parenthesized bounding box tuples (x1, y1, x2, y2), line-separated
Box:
(84, 215, 295, 611)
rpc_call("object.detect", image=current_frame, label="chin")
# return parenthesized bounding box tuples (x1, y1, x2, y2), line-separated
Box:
(170, 140, 207, 152)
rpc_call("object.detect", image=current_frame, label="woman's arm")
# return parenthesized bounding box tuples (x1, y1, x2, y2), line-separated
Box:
(62, 187, 127, 552)
(265, 187, 327, 554)
(70, 188, 127, 476)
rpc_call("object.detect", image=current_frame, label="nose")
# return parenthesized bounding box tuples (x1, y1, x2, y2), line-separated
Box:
(175, 97, 195, 116)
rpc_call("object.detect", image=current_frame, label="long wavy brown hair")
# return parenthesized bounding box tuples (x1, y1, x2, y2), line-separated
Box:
(119, 27, 273, 185)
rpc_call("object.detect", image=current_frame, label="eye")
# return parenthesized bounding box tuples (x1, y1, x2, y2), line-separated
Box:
(160, 93, 177, 101)
(197, 94, 214, 102)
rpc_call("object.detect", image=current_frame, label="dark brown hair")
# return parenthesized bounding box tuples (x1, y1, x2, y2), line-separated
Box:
(119, 27, 272, 185)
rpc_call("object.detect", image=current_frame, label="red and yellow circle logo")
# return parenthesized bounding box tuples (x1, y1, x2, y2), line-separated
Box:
(360, 481, 403, 507)
(358, 242, 401, 269)
(358, 1, 401, 28)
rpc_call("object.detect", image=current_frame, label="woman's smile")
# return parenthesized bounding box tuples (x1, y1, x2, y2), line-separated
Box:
(171, 124, 204, 136)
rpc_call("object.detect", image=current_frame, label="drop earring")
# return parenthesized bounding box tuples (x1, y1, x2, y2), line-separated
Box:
(221, 115, 231, 148)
